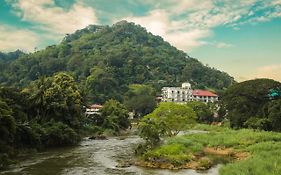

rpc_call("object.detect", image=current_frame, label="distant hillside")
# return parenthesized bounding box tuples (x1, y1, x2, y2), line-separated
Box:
(0, 21, 234, 103)
(0, 50, 25, 62)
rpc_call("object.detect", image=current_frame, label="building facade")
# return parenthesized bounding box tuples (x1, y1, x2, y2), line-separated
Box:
(85, 104, 103, 116)
(161, 83, 218, 103)
(161, 82, 193, 102)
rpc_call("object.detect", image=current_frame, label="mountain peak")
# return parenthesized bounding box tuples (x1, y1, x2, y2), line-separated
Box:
(0, 21, 234, 100)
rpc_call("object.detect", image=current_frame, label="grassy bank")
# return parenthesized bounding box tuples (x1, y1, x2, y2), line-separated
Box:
(138, 125, 281, 174)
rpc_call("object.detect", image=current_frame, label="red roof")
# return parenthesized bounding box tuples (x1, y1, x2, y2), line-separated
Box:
(192, 90, 218, 97)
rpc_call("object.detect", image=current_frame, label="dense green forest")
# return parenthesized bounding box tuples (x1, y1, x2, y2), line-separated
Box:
(0, 73, 81, 169)
(0, 72, 131, 170)
(222, 79, 281, 131)
(0, 21, 234, 103)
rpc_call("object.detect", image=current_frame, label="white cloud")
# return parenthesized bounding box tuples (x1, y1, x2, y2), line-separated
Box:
(8, 0, 98, 34)
(121, 0, 281, 51)
(4, 0, 281, 53)
(169, 0, 213, 13)
(272, 0, 281, 5)
(0, 25, 39, 52)
(215, 42, 234, 48)
(123, 10, 211, 51)
(255, 64, 281, 82)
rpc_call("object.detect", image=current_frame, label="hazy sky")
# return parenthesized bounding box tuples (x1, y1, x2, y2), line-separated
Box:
(0, 0, 280, 82)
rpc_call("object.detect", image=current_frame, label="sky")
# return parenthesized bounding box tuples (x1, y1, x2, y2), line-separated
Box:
(0, 0, 281, 82)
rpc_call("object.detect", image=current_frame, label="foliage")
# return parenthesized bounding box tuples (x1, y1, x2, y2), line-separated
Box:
(138, 102, 196, 148)
(124, 84, 157, 117)
(186, 101, 214, 123)
(149, 102, 196, 136)
(142, 124, 281, 173)
(0, 99, 16, 169)
(220, 140, 281, 175)
(0, 99, 16, 142)
(0, 21, 234, 103)
(0, 77, 82, 169)
(100, 99, 130, 133)
(138, 118, 161, 147)
(27, 72, 82, 128)
(42, 121, 80, 147)
(222, 78, 281, 131)
(181, 58, 234, 89)
(144, 144, 192, 166)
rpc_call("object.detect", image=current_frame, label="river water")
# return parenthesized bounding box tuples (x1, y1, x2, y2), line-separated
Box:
(1, 135, 220, 175)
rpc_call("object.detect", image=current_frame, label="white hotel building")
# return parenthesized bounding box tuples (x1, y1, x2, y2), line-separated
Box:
(161, 82, 218, 103)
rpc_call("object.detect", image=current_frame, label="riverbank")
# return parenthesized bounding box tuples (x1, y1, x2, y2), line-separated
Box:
(137, 125, 281, 174)
(0, 135, 221, 175)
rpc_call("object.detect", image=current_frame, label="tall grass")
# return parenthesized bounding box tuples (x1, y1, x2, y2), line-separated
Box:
(143, 124, 281, 174)
(220, 141, 281, 175)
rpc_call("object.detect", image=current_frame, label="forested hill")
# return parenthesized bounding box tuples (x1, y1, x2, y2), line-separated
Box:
(0, 21, 234, 103)
(0, 50, 25, 62)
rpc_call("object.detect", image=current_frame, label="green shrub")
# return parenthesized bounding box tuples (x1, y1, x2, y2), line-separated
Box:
(0, 153, 12, 170)
(167, 137, 204, 153)
(144, 144, 192, 165)
(42, 121, 80, 147)
(80, 125, 103, 136)
(14, 124, 42, 149)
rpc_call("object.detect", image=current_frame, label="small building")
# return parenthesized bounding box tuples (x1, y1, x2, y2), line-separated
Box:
(161, 82, 193, 102)
(192, 89, 218, 103)
(161, 82, 218, 103)
(85, 104, 103, 115)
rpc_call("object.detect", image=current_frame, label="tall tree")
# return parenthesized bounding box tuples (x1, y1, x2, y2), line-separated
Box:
(222, 78, 281, 130)
(140, 102, 196, 138)
(124, 84, 157, 117)
(100, 99, 130, 132)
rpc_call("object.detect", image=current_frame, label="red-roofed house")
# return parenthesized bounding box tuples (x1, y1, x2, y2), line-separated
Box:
(161, 82, 219, 103)
(85, 104, 103, 115)
(192, 90, 218, 103)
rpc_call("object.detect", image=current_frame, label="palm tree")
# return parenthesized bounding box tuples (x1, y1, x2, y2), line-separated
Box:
(29, 76, 49, 122)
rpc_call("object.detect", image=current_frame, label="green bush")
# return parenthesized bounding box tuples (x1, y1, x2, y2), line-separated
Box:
(144, 144, 192, 165)
(14, 124, 42, 149)
(0, 153, 12, 170)
(80, 125, 103, 136)
(43, 121, 80, 147)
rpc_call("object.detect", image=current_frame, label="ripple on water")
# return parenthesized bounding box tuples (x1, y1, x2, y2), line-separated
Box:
(1, 135, 220, 175)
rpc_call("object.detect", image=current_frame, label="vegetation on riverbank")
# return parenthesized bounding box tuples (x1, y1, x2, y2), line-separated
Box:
(82, 99, 131, 137)
(0, 72, 83, 170)
(134, 79, 281, 174)
(137, 124, 281, 174)
(0, 72, 131, 170)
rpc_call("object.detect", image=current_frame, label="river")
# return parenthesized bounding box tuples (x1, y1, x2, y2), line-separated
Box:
(1, 135, 220, 175)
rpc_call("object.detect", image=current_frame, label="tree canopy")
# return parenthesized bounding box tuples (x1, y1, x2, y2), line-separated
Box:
(139, 102, 196, 147)
(100, 99, 130, 133)
(186, 101, 214, 123)
(0, 73, 82, 169)
(0, 21, 234, 104)
(124, 84, 157, 117)
(222, 78, 281, 131)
